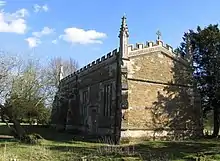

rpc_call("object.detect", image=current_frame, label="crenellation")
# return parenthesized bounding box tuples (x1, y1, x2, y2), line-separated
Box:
(153, 42, 158, 46)
(59, 48, 118, 82)
(127, 40, 187, 65)
(71, 73, 77, 79)
(70, 73, 74, 77)
(60, 78, 65, 83)
(69, 74, 76, 82)
(70, 73, 75, 79)
(92, 61, 96, 65)
(156, 40, 163, 46)
(167, 45, 173, 53)
(96, 58, 101, 64)
(101, 55, 106, 61)
(128, 41, 169, 52)
(128, 41, 190, 66)
(148, 41, 154, 47)
(112, 48, 118, 55)
(161, 44, 174, 55)
(133, 46, 138, 50)
(145, 41, 149, 48)
(164, 44, 169, 49)
(128, 44, 133, 52)
(107, 52, 112, 58)
(87, 64, 91, 68)
(64, 77, 68, 81)
(136, 43, 144, 49)
(128, 41, 177, 53)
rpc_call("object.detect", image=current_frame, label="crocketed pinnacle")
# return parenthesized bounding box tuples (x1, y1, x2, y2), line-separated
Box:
(119, 15, 129, 37)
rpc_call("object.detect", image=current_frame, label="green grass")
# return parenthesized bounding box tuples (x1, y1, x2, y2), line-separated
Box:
(0, 123, 220, 160)
(135, 140, 220, 160)
(0, 139, 142, 161)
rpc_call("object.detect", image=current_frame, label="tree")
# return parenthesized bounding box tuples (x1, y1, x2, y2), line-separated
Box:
(177, 24, 220, 137)
(45, 57, 78, 88)
(0, 52, 79, 141)
(0, 52, 18, 103)
(0, 51, 19, 124)
(44, 57, 78, 124)
(0, 57, 50, 140)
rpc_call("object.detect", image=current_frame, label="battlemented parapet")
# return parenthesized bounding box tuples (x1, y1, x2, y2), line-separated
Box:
(60, 48, 119, 84)
(128, 41, 173, 51)
(127, 40, 187, 65)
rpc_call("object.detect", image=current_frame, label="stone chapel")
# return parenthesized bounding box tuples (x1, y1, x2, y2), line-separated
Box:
(51, 16, 203, 143)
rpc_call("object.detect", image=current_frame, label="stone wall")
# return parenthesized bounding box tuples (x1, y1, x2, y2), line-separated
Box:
(121, 41, 202, 140)
(52, 49, 121, 138)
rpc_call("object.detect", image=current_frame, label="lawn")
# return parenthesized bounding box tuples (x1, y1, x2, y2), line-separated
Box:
(0, 124, 220, 161)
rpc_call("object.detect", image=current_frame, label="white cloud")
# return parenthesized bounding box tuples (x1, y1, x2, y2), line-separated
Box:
(52, 39, 57, 44)
(60, 27, 107, 44)
(0, 1, 6, 7)
(25, 27, 54, 48)
(34, 4, 48, 13)
(33, 4, 40, 13)
(32, 27, 54, 37)
(42, 5, 48, 12)
(14, 8, 29, 17)
(0, 8, 28, 34)
(25, 37, 41, 48)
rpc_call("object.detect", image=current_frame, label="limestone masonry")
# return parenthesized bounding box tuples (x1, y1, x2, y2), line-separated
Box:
(51, 16, 203, 143)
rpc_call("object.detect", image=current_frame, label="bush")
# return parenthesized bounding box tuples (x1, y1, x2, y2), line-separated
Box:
(20, 133, 44, 145)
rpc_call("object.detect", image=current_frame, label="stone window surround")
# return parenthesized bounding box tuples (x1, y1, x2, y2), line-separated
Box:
(103, 82, 113, 117)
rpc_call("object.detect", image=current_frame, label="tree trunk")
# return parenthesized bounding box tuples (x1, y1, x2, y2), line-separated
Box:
(2, 116, 26, 139)
(12, 119, 26, 139)
(212, 105, 220, 137)
(0, 104, 26, 139)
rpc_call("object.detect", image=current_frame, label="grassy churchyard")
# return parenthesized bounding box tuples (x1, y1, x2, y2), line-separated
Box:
(0, 124, 220, 161)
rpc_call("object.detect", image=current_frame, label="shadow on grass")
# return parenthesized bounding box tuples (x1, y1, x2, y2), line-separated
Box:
(133, 141, 220, 160)
(48, 144, 140, 160)
(45, 140, 220, 160)
(0, 138, 17, 144)
(48, 145, 96, 155)
(0, 124, 102, 144)
(24, 125, 106, 144)
(25, 125, 75, 142)
(0, 124, 11, 135)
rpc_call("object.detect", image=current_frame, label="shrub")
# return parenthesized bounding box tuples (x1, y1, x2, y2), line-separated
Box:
(20, 133, 43, 145)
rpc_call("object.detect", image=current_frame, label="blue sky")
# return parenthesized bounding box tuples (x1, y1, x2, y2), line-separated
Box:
(0, 0, 220, 68)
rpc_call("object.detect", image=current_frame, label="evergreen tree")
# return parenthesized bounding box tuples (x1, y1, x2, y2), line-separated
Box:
(178, 24, 220, 137)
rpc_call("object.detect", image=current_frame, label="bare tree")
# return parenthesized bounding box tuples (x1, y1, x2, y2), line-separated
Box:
(0, 52, 18, 103)
(42, 57, 79, 106)
(0, 52, 28, 139)
(44, 57, 78, 125)
(45, 57, 79, 88)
